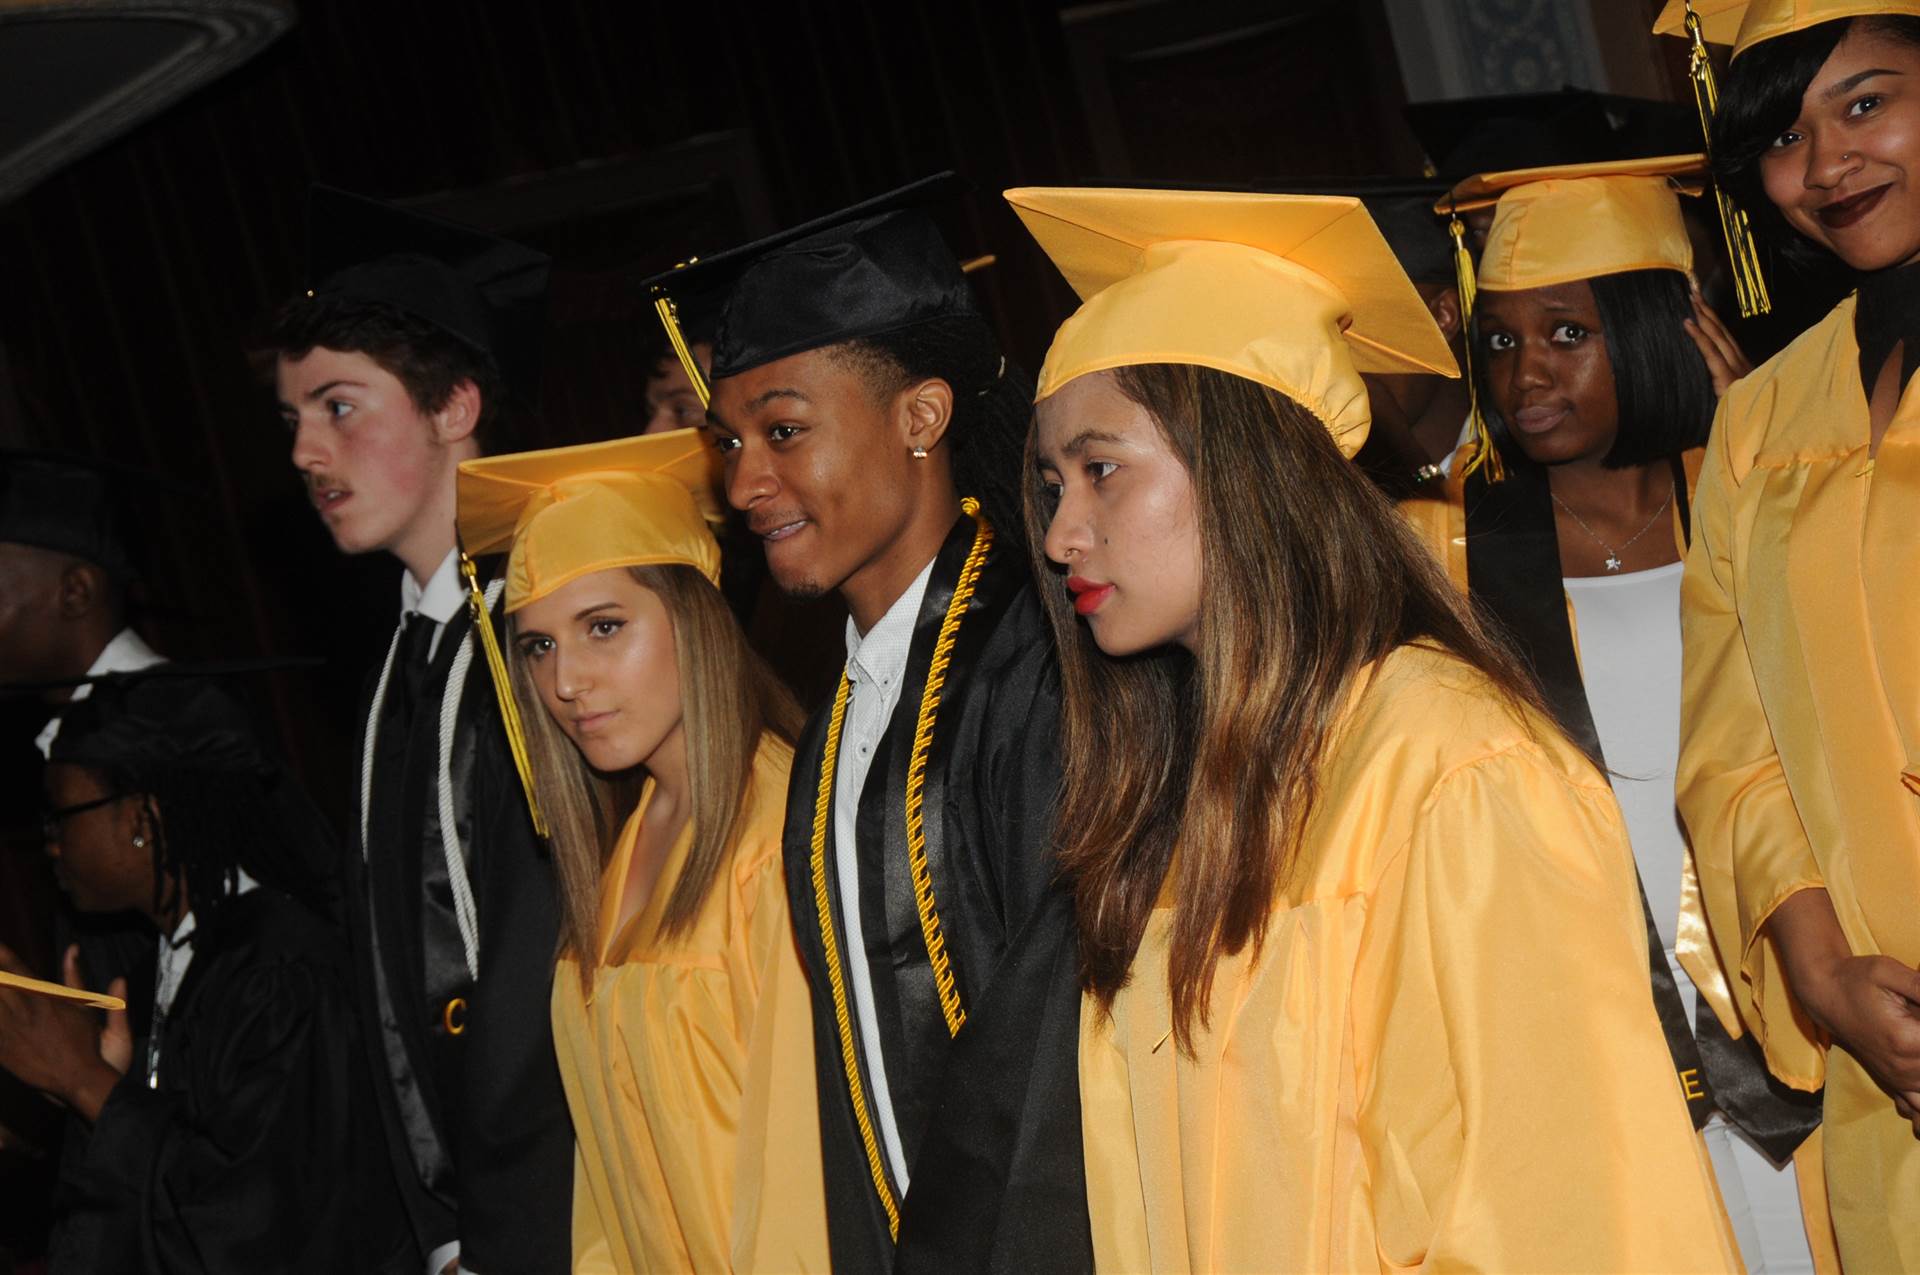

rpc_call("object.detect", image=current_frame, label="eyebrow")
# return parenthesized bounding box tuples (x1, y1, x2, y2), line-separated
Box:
(745, 386, 809, 412)
(1822, 68, 1901, 102)
(572, 601, 622, 622)
(300, 379, 367, 402)
(1057, 428, 1127, 457)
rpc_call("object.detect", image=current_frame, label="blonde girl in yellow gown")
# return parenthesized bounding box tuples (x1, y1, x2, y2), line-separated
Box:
(457, 430, 829, 1273)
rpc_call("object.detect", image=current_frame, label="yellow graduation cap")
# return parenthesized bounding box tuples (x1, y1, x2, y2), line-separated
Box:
(456, 429, 726, 613)
(1003, 187, 1457, 457)
(450, 430, 724, 840)
(1442, 154, 1706, 292)
(1654, 0, 1920, 59)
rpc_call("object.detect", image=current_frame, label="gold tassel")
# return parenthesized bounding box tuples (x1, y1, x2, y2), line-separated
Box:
(1683, 1, 1771, 317)
(651, 266, 712, 410)
(1451, 211, 1504, 484)
(459, 550, 550, 840)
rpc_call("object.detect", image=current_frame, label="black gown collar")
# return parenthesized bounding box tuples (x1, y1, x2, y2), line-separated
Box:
(1854, 256, 1920, 396)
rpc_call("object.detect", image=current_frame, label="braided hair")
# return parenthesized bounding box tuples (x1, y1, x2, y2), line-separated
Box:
(838, 315, 1036, 552)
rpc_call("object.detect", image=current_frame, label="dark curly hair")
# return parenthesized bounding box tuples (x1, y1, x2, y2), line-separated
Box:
(270, 294, 514, 452)
(1713, 16, 1920, 271)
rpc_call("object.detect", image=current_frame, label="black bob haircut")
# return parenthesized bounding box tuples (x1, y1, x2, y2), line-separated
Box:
(269, 293, 515, 454)
(1474, 268, 1717, 470)
(1712, 16, 1920, 271)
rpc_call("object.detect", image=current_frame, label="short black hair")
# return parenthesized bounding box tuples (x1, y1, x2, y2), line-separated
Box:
(1475, 268, 1715, 469)
(1713, 16, 1920, 271)
(831, 315, 1035, 551)
(270, 293, 513, 453)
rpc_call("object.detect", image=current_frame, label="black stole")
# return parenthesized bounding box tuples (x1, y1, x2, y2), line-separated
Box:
(1463, 459, 1820, 1162)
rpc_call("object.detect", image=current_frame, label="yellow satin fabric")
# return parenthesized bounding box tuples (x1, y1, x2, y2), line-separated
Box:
(550, 736, 829, 1274)
(1080, 645, 1739, 1274)
(1678, 293, 1920, 1272)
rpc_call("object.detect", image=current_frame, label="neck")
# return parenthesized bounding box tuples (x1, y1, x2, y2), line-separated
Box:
(1409, 376, 1472, 464)
(42, 625, 121, 705)
(640, 722, 692, 831)
(842, 485, 962, 634)
(149, 878, 191, 935)
(392, 460, 464, 588)
(1547, 456, 1673, 523)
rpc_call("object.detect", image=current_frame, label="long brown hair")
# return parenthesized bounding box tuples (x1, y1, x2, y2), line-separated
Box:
(510, 564, 803, 986)
(1025, 363, 1545, 1050)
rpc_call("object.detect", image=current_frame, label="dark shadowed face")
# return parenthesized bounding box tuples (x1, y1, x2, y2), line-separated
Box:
(1477, 279, 1620, 467)
(643, 342, 713, 436)
(1759, 26, 1920, 271)
(706, 346, 920, 600)
(43, 762, 151, 917)
(0, 542, 70, 683)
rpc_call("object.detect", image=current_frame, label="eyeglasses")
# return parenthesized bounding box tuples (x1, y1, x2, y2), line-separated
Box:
(41, 794, 124, 844)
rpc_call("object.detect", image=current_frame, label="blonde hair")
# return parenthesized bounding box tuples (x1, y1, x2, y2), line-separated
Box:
(509, 564, 802, 986)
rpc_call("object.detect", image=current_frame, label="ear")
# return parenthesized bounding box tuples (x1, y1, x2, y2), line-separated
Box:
(897, 377, 956, 457)
(1427, 285, 1463, 342)
(57, 561, 103, 621)
(431, 378, 484, 447)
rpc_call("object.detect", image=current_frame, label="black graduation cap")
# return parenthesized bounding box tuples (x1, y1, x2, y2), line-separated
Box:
(642, 173, 982, 383)
(1405, 90, 1700, 184)
(48, 669, 278, 778)
(304, 185, 552, 403)
(0, 450, 136, 579)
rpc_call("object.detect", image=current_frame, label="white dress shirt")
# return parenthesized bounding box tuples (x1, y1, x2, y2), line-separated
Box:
(832, 558, 936, 1192)
(400, 549, 466, 659)
(35, 627, 165, 758)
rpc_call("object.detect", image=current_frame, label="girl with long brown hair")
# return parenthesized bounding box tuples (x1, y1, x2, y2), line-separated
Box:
(1007, 186, 1739, 1272)
(455, 431, 826, 1272)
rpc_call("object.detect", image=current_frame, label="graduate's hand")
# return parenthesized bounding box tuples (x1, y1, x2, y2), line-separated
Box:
(1683, 284, 1754, 396)
(66, 946, 132, 1076)
(0, 943, 122, 1122)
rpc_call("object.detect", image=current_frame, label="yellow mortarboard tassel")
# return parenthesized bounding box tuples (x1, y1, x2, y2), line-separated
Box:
(458, 548, 550, 840)
(1681, 0, 1772, 317)
(651, 265, 711, 411)
(1450, 209, 1504, 484)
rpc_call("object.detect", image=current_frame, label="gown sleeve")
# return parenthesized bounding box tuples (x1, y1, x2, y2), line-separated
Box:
(1355, 745, 1739, 1274)
(1676, 398, 1828, 1090)
(59, 955, 373, 1273)
(729, 836, 830, 1274)
(570, 1141, 618, 1275)
(453, 700, 575, 1271)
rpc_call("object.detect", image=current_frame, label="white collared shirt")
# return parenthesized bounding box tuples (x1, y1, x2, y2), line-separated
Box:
(832, 557, 936, 1192)
(400, 549, 465, 660)
(35, 627, 165, 758)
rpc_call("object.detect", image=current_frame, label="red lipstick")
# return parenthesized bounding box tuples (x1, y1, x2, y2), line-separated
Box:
(1819, 184, 1890, 230)
(1066, 576, 1114, 616)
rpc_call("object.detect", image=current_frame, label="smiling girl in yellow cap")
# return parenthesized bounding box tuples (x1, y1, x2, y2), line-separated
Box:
(1651, 4, 1920, 1266)
(456, 429, 829, 1273)
(1009, 185, 1740, 1273)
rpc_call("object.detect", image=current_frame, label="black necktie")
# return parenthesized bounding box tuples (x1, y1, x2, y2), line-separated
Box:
(393, 612, 438, 722)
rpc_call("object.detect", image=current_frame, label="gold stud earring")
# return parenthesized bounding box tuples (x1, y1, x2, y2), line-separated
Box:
(911, 445, 929, 459)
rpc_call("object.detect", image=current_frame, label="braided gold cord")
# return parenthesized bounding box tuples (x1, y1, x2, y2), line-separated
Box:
(810, 673, 902, 1239)
(905, 498, 992, 1036)
(807, 497, 993, 1235)
(459, 552, 550, 839)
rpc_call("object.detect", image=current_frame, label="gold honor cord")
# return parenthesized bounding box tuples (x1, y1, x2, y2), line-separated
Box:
(459, 550, 550, 840)
(1450, 212, 1505, 483)
(808, 498, 994, 1237)
(1683, 1, 1772, 317)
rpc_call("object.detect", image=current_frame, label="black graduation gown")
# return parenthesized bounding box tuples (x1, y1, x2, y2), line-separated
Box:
(783, 514, 1093, 1274)
(346, 588, 573, 1272)
(1462, 459, 1822, 1163)
(48, 888, 411, 1274)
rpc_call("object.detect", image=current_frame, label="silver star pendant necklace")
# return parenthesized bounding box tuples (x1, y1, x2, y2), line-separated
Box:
(1550, 479, 1675, 573)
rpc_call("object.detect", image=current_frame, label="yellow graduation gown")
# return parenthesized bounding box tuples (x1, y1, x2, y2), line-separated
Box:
(550, 735, 830, 1273)
(1081, 644, 1739, 1274)
(1678, 293, 1920, 1273)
